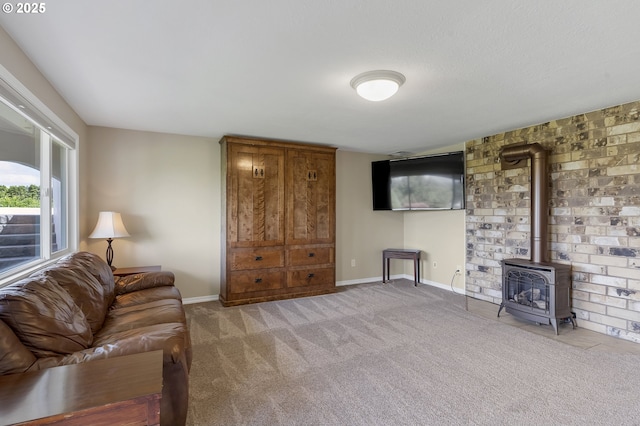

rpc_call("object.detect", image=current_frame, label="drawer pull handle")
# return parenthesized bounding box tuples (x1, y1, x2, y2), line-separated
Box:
(255, 278, 263, 283)
(307, 273, 315, 278)
(308, 252, 315, 257)
(255, 256, 263, 261)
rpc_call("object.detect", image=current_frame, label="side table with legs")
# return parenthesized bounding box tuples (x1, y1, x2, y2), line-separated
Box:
(382, 248, 421, 286)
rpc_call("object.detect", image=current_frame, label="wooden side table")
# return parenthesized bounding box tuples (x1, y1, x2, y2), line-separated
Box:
(382, 248, 421, 286)
(0, 350, 163, 425)
(112, 265, 161, 277)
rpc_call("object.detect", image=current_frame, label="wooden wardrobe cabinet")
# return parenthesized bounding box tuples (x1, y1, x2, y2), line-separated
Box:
(220, 135, 336, 306)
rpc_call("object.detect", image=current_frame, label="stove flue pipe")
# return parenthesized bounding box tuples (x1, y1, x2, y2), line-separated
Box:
(500, 143, 548, 263)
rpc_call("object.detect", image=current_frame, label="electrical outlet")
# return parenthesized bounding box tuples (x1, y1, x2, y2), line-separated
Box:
(351, 259, 356, 267)
(433, 261, 437, 269)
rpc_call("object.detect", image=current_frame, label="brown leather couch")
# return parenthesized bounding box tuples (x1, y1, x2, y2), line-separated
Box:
(0, 251, 192, 426)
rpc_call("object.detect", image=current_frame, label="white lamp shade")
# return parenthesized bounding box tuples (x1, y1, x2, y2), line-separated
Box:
(88, 211, 131, 239)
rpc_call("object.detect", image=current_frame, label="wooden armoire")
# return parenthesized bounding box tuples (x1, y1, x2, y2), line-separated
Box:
(219, 135, 336, 306)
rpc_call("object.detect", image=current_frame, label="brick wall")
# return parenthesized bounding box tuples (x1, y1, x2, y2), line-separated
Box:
(465, 100, 640, 343)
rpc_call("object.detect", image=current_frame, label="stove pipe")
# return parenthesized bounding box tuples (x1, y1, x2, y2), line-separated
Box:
(500, 143, 548, 263)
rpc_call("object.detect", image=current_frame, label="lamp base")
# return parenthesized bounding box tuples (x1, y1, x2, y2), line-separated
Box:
(106, 238, 114, 268)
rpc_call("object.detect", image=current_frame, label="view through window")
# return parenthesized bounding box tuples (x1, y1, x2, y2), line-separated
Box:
(0, 85, 73, 279)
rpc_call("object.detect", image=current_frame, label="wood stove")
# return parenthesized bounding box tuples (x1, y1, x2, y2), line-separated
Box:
(499, 259, 574, 334)
(497, 143, 576, 334)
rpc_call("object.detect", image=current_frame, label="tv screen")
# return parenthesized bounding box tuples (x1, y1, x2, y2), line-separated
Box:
(372, 152, 465, 211)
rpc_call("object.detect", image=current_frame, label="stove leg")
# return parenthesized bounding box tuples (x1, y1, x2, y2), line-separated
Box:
(551, 318, 559, 335)
(570, 316, 577, 329)
(497, 302, 505, 318)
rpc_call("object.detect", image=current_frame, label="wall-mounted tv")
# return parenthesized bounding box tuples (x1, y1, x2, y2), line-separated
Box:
(372, 151, 465, 211)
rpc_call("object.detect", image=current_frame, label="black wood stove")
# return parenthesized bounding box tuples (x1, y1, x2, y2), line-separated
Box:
(497, 143, 576, 334)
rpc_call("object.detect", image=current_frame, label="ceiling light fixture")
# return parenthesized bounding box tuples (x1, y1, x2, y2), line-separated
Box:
(350, 70, 406, 102)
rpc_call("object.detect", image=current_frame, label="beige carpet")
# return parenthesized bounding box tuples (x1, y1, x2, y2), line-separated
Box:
(184, 280, 640, 425)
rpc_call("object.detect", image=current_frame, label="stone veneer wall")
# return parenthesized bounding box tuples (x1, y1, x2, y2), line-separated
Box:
(465, 99, 640, 343)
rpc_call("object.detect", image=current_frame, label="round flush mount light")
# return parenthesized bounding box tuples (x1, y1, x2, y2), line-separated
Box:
(350, 70, 406, 102)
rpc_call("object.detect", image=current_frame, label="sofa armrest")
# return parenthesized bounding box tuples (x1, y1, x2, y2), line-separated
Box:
(115, 271, 175, 295)
(30, 322, 189, 371)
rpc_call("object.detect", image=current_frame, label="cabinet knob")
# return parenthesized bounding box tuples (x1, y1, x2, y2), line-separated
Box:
(307, 273, 315, 278)
(255, 256, 263, 261)
(308, 252, 315, 257)
(255, 278, 263, 283)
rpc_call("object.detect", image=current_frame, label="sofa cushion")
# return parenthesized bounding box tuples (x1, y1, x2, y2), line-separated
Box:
(0, 275, 93, 357)
(58, 252, 116, 307)
(111, 285, 182, 310)
(115, 271, 175, 295)
(0, 319, 36, 375)
(38, 265, 107, 334)
(97, 299, 187, 338)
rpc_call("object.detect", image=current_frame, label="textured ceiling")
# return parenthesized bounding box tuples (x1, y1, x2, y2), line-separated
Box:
(2, 1, 640, 154)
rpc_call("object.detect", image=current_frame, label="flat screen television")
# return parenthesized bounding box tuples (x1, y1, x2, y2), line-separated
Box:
(371, 151, 465, 211)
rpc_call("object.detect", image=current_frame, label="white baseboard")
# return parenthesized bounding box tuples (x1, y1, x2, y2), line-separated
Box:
(184, 274, 465, 304)
(371, 273, 466, 296)
(337, 274, 465, 295)
(413, 275, 466, 296)
(336, 275, 403, 286)
(183, 294, 219, 305)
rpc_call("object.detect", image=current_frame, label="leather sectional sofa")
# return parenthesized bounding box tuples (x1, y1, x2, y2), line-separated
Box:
(0, 251, 192, 426)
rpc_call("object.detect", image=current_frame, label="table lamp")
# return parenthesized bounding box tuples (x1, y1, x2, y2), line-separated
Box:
(89, 211, 130, 268)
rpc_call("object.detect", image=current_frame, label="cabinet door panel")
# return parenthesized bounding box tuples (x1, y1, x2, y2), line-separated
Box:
(286, 150, 335, 245)
(229, 144, 285, 247)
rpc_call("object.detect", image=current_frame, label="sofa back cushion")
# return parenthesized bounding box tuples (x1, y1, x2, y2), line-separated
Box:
(39, 264, 107, 334)
(0, 319, 36, 375)
(0, 275, 92, 357)
(58, 252, 116, 307)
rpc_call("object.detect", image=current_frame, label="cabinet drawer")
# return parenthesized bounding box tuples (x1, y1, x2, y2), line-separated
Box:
(287, 247, 333, 266)
(230, 249, 284, 271)
(229, 270, 286, 294)
(287, 267, 334, 288)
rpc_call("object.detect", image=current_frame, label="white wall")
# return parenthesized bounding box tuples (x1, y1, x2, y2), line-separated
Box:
(336, 150, 404, 284)
(403, 210, 466, 292)
(84, 127, 220, 299)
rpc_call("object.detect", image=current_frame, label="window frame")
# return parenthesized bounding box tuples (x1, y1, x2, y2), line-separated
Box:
(0, 64, 79, 286)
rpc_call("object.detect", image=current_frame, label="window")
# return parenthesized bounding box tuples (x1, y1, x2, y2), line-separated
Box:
(0, 66, 78, 284)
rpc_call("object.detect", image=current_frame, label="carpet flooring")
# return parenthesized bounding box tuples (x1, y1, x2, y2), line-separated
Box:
(184, 280, 640, 425)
